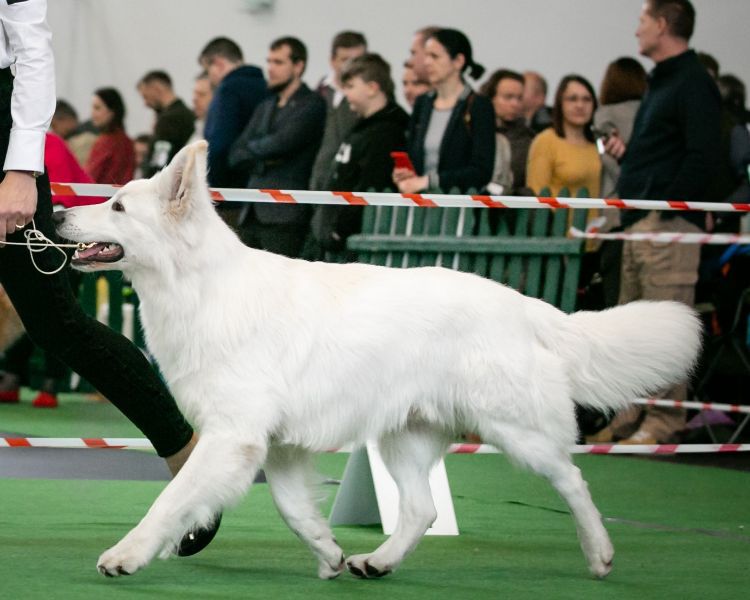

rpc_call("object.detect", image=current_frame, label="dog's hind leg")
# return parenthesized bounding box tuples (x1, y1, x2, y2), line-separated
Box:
(265, 445, 345, 579)
(346, 424, 451, 579)
(477, 421, 614, 579)
(96, 433, 266, 577)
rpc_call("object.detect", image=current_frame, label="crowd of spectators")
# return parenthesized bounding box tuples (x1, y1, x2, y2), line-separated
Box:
(35, 1, 750, 439)
(48, 2, 748, 254)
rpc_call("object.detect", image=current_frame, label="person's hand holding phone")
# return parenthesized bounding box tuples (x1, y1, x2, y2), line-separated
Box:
(603, 131, 626, 161)
(391, 151, 429, 192)
(396, 174, 429, 194)
(391, 152, 415, 183)
(393, 167, 414, 183)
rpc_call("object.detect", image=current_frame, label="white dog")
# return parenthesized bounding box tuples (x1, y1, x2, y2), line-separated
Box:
(55, 141, 701, 581)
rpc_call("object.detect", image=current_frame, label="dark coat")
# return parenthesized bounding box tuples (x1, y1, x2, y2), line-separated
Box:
(618, 50, 721, 229)
(309, 87, 361, 190)
(330, 102, 409, 192)
(204, 65, 268, 187)
(407, 86, 495, 193)
(142, 98, 195, 177)
(311, 102, 409, 252)
(229, 83, 326, 224)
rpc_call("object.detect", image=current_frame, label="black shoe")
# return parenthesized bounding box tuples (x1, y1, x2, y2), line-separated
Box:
(176, 514, 222, 557)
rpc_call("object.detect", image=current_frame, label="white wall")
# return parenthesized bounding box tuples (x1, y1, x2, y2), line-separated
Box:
(48, 0, 750, 136)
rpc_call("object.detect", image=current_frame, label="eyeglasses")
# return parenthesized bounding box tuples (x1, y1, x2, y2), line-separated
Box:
(562, 95, 594, 104)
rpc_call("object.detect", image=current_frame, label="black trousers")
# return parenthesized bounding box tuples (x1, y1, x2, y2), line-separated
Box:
(3, 269, 81, 388)
(0, 68, 192, 456)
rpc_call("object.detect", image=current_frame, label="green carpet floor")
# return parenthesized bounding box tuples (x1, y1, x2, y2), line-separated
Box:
(1, 394, 748, 599)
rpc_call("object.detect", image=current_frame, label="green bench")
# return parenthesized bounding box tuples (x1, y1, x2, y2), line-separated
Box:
(347, 188, 590, 313)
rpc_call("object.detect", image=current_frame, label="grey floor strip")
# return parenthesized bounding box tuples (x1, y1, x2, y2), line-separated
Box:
(0, 445, 267, 482)
(0, 447, 171, 480)
(604, 516, 750, 544)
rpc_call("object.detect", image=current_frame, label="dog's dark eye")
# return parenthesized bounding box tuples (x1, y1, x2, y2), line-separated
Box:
(112, 200, 125, 213)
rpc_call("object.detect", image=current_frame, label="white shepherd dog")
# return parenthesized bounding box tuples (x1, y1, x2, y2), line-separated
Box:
(55, 141, 701, 581)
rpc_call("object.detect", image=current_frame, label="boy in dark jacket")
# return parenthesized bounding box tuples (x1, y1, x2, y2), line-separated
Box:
(309, 53, 408, 257)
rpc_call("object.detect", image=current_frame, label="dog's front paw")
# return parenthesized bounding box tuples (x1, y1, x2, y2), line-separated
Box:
(346, 553, 392, 579)
(318, 553, 346, 579)
(587, 545, 614, 579)
(97, 538, 154, 578)
(582, 531, 614, 579)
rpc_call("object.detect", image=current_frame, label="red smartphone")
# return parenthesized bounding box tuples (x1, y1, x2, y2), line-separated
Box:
(391, 151, 416, 173)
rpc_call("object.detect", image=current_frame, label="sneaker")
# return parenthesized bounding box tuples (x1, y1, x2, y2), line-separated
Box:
(176, 514, 222, 556)
(0, 389, 19, 403)
(32, 391, 58, 408)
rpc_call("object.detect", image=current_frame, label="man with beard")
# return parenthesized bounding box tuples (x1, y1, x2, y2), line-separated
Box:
(137, 70, 195, 177)
(229, 37, 326, 258)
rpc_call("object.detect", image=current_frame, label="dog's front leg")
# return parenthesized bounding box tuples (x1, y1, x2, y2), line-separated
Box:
(97, 433, 266, 577)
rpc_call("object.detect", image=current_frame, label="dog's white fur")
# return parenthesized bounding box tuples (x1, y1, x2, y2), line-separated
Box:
(56, 141, 702, 581)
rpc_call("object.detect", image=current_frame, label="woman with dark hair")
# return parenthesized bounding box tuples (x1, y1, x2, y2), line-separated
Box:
(479, 68, 535, 195)
(526, 74, 601, 198)
(394, 28, 495, 193)
(595, 57, 647, 198)
(718, 74, 749, 122)
(85, 87, 135, 184)
(593, 59, 648, 307)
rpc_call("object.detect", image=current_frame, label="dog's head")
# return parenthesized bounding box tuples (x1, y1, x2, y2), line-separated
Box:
(55, 141, 213, 275)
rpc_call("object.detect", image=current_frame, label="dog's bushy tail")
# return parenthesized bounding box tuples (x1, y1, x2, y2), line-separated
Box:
(531, 300, 702, 413)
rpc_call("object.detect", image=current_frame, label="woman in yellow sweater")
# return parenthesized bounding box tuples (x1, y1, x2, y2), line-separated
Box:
(526, 74, 601, 198)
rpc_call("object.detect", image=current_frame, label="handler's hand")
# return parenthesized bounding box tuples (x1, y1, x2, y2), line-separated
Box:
(396, 174, 429, 194)
(0, 171, 37, 244)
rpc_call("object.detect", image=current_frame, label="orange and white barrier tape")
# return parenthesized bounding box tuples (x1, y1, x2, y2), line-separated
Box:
(0, 437, 153, 449)
(1, 437, 748, 454)
(570, 227, 750, 245)
(447, 443, 750, 455)
(633, 397, 750, 414)
(50, 183, 750, 214)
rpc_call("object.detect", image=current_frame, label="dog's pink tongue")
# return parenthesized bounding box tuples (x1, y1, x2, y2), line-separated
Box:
(78, 243, 106, 259)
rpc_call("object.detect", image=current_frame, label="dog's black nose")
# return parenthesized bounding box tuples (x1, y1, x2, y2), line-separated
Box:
(51, 211, 65, 225)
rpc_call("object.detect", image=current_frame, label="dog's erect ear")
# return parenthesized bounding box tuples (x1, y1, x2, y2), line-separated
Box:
(157, 141, 208, 217)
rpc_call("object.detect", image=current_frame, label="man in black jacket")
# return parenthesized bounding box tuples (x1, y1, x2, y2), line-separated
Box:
(137, 70, 195, 177)
(596, 0, 721, 445)
(229, 37, 326, 258)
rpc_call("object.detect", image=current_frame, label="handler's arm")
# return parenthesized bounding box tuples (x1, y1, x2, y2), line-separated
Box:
(0, 0, 55, 240)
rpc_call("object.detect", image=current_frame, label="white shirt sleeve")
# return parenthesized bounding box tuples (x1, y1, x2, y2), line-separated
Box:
(0, 0, 55, 174)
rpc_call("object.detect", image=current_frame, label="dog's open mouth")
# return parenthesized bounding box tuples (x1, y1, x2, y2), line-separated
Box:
(72, 242, 125, 265)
